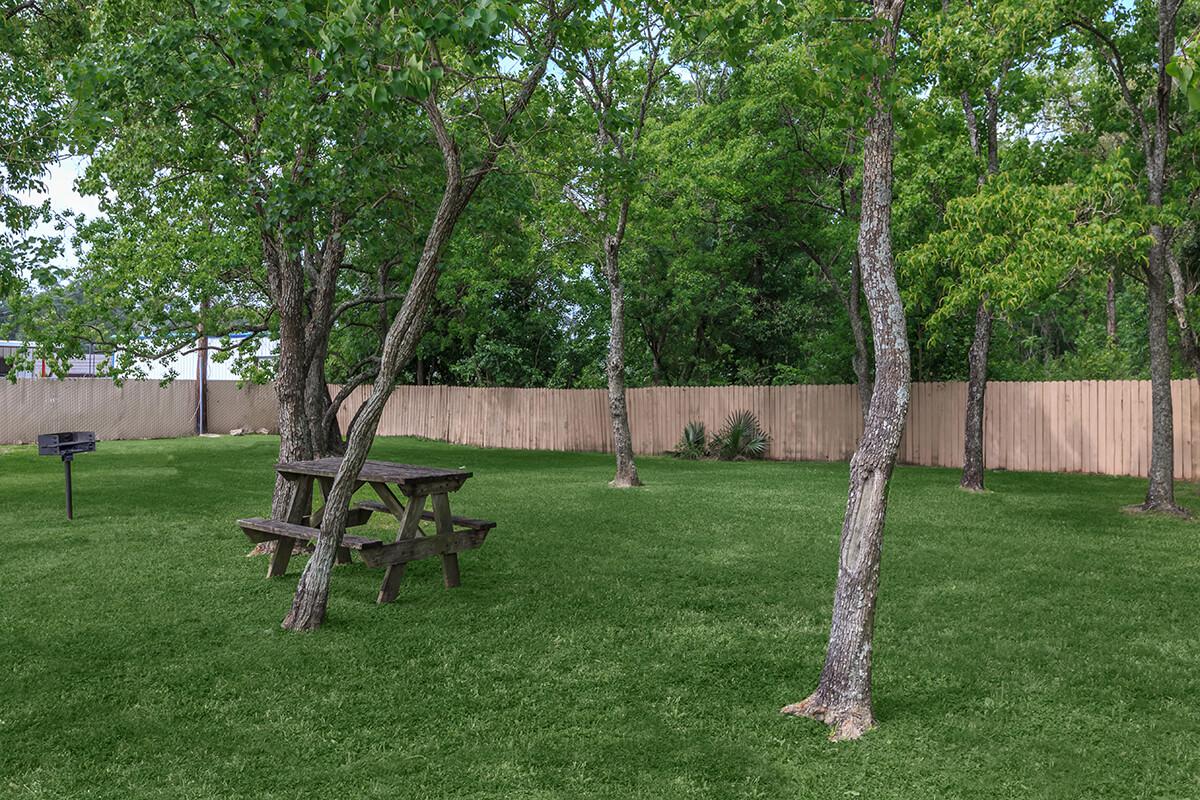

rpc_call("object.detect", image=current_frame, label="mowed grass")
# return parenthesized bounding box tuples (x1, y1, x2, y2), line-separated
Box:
(1, 435, 1198, 799)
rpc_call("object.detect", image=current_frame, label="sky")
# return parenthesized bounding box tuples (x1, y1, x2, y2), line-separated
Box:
(27, 156, 99, 271)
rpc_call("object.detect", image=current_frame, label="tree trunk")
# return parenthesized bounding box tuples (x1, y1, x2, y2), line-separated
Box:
(1166, 241, 1200, 377)
(1137, 0, 1183, 515)
(267, 244, 315, 521)
(957, 69, 1003, 491)
(1142, 226, 1180, 512)
(281, 43, 555, 631)
(1106, 268, 1119, 345)
(647, 329, 667, 387)
(603, 230, 642, 488)
(960, 300, 991, 491)
(781, 0, 909, 741)
(283, 186, 469, 631)
(848, 252, 872, 423)
(304, 351, 343, 456)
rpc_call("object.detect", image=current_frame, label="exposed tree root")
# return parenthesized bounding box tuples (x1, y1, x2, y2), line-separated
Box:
(1122, 501, 1192, 519)
(781, 694, 875, 741)
(608, 476, 643, 489)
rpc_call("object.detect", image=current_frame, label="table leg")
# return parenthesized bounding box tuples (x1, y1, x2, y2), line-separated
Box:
(266, 475, 312, 578)
(377, 563, 406, 604)
(267, 535, 293, 577)
(431, 493, 460, 589)
(375, 494, 428, 604)
(283, 475, 314, 524)
(311, 477, 334, 528)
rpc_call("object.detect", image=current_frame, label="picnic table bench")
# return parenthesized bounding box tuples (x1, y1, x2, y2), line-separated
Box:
(237, 457, 497, 603)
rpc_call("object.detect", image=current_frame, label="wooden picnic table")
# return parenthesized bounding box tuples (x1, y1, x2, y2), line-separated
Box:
(237, 457, 496, 604)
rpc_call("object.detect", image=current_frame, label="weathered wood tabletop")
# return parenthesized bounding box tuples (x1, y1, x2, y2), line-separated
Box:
(238, 457, 496, 603)
(276, 457, 472, 488)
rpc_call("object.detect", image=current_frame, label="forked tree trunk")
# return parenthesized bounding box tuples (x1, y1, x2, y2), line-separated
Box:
(781, 0, 909, 741)
(305, 353, 344, 456)
(283, 183, 471, 631)
(960, 300, 991, 491)
(603, 230, 642, 488)
(281, 41, 556, 631)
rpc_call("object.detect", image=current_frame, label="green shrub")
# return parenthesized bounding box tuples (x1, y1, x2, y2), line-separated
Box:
(673, 420, 708, 459)
(710, 409, 770, 461)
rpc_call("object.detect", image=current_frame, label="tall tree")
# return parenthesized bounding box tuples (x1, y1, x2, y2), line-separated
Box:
(781, 0, 910, 741)
(540, 0, 689, 487)
(20, 0, 433, 521)
(921, 0, 1062, 490)
(1068, 0, 1191, 514)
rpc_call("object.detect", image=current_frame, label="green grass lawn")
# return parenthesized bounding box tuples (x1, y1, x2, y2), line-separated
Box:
(1, 436, 1198, 799)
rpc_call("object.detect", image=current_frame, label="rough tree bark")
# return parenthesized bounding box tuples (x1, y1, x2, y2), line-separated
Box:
(281, 33, 557, 631)
(1139, 0, 1183, 514)
(263, 216, 347, 524)
(1144, 223, 1179, 512)
(960, 300, 991, 491)
(781, 0, 910, 741)
(266, 240, 316, 521)
(603, 213, 642, 488)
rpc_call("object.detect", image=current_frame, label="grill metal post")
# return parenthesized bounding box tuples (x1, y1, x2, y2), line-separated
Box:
(64, 456, 73, 520)
(38, 432, 94, 520)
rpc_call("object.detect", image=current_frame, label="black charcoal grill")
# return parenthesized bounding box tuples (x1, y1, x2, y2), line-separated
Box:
(38, 431, 96, 519)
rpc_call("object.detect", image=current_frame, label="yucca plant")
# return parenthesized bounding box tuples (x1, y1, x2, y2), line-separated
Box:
(673, 420, 708, 459)
(710, 409, 770, 461)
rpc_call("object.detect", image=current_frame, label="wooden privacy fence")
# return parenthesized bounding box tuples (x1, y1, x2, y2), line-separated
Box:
(3, 378, 1196, 480)
(335, 381, 1200, 480)
(0, 379, 278, 444)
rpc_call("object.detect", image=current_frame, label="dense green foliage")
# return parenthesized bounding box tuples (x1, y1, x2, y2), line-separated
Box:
(2, 0, 1200, 388)
(2, 436, 1198, 797)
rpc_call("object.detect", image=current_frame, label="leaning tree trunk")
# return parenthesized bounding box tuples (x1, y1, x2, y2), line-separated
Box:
(282, 184, 469, 631)
(281, 42, 555, 631)
(602, 230, 642, 488)
(960, 300, 991, 492)
(781, 0, 909, 742)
